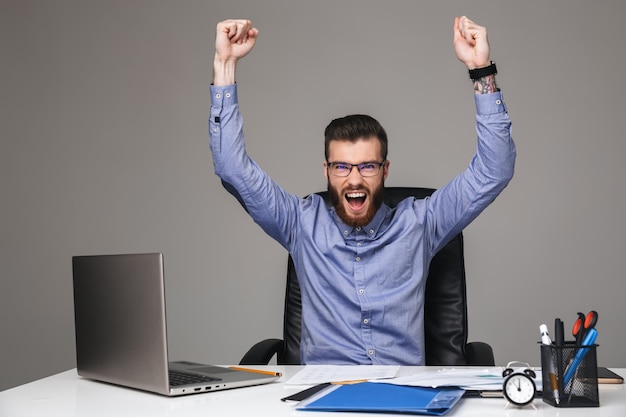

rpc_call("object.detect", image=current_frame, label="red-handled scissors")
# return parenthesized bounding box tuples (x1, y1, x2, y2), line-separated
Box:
(572, 310, 598, 346)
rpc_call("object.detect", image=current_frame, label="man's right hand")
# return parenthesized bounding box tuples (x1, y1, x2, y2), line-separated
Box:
(213, 19, 259, 86)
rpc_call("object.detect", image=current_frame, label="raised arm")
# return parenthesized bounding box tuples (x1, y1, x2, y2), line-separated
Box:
(210, 19, 302, 250)
(422, 16, 514, 255)
(213, 19, 259, 86)
(453, 16, 497, 94)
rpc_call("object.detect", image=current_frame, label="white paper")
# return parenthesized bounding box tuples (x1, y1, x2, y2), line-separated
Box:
(285, 365, 400, 386)
(375, 367, 504, 390)
(371, 367, 542, 391)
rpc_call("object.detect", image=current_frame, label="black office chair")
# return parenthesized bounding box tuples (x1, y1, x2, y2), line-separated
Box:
(239, 187, 495, 366)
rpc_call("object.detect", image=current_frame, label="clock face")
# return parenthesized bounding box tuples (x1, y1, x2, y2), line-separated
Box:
(503, 373, 536, 406)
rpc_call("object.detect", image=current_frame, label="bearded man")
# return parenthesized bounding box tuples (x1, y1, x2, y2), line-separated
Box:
(209, 16, 515, 365)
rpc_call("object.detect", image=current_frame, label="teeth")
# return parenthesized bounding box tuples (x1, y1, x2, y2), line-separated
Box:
(346, 192, 365, 198)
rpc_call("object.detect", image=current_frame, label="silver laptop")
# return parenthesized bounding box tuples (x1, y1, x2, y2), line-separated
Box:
(72, 252, 279, 396)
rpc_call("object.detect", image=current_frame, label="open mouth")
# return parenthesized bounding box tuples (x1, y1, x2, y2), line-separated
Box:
(345, 192, 367, 211)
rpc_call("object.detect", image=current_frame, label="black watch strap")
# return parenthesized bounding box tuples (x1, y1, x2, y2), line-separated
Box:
(468, 61, 497, 80)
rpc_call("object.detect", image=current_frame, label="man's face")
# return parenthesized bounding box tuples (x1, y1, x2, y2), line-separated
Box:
(324, 137, 389, 228)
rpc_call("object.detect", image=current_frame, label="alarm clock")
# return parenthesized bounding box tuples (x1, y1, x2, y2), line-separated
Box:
(502, 361, 537, 408)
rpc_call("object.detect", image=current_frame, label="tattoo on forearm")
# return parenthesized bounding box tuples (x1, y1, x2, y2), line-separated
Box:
(473, 74, 498, 94)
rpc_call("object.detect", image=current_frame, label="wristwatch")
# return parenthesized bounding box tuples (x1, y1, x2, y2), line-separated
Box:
(468, 61, 497, 80)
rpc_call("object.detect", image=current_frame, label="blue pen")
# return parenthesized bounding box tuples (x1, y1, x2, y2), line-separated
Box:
(563, 328, 598, 386)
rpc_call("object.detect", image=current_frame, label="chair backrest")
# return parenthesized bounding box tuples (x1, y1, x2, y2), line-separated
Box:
(280, 187, 470, 366)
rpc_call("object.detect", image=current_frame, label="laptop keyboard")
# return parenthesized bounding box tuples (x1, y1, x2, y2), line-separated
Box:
(169, 370, 222, 387)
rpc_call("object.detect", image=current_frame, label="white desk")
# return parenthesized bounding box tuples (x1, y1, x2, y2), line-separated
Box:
(1, 366, 624, 416)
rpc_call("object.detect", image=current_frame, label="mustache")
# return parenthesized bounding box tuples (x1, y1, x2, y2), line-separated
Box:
(343, 186, 370, 192)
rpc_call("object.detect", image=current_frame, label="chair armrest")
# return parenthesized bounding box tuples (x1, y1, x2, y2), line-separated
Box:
(239, 338, 284, 365)
(465, 342, 495, 366)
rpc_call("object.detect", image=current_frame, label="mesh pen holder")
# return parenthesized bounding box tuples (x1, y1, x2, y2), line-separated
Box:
(540, 342, 599, 407)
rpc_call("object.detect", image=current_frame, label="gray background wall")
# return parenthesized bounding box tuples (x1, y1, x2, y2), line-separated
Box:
(2, 0, 625, 391)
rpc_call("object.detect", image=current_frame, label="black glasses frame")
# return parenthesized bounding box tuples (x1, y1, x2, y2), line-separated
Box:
(326, 160, 386, 177)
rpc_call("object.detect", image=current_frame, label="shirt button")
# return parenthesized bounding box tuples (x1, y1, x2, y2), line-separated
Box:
(225, 92, 231, 98)
(369, 229, 374, 234)
(358, 289, 364, 295)
(496, 99, 502, 105)
(368, 349, 375, 356)
(344, 230, 349, 235)
(363, 318, 369, 324)
(356, 227, 361, 231)
(357, 242, 362, 246)
(215, 93, 221, 99)
(355, 257, 361, 262)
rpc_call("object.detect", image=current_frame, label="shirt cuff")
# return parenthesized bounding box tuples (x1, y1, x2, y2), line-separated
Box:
(475, 91, 506, 115)
(209, 83, 238, 107)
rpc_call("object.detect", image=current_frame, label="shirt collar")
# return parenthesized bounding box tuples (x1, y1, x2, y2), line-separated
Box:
(331, 203, 391, 239)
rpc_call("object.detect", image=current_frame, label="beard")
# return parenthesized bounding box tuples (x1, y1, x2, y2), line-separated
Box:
(328, 179, 385, 228)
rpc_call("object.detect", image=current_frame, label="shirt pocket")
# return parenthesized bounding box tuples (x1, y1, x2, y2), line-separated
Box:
(375, 239, 414, 286)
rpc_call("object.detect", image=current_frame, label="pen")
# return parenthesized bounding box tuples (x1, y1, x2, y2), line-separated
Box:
(563, 327, 598, 386)
(331, 379, 368, 385)
(540, 324, 552, 345)
(540, 324, 560, 405)
(229, 366, 283, 377)
(554, 318, 564, 346)
(554, 318, 564, 404)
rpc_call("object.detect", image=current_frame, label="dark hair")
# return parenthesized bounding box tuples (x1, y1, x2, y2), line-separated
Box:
(324, 114, 388, 161)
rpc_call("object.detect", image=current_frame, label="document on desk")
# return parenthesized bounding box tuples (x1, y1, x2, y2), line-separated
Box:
(374, 368, 505, 391)
(285, 365, 399, 386)
(296, 382, 465, 415)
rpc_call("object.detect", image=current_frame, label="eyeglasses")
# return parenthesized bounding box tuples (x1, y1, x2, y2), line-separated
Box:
(326, 161, 386, 177)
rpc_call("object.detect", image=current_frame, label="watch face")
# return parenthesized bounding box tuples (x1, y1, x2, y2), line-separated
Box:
(503, 373, 536, 406)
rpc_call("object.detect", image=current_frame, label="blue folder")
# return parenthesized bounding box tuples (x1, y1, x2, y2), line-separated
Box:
(296, 382, 465, 415)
